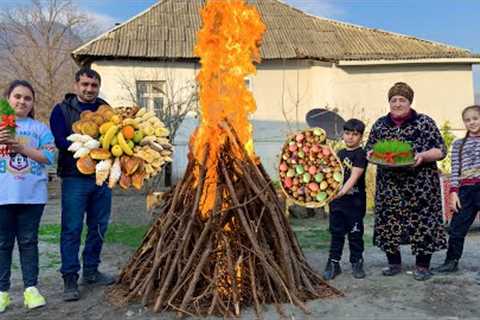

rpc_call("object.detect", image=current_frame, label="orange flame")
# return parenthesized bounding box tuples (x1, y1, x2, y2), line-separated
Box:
(191, 0, 266, 218)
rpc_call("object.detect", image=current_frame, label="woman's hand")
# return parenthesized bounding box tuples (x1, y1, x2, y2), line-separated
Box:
(0, 128, 13, 144)
(413, 152, 425, 167)
(450, 192, 461, 213)
(8, 139, 25, 154)
(4, 139, 49, 164)
(414, 148, 444, 167)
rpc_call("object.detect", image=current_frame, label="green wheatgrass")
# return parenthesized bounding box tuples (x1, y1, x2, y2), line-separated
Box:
(372, 140, 414, 164)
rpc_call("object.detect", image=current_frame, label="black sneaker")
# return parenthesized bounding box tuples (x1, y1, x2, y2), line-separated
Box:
(63, 273, 80, 302)
(323, 259, 342, 281)
(382, 264, 402, 276)
(81, 271, 117, 286)
(432, 259, 458, 273)
(414, 267, 433, 281)
(352, 259, 366, 279)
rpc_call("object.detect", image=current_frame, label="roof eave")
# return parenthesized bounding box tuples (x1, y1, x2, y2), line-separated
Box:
(71, 53, 336, 65)
(337, 57, 480, 66)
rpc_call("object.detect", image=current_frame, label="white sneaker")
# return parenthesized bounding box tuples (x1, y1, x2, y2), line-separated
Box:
(0, 291, 11, 313)
(24, 286, 46, 310)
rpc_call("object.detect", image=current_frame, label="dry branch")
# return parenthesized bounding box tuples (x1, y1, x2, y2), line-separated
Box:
(108, 124, 342, 317)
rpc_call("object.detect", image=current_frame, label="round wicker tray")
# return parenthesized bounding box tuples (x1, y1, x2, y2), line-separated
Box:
(278, 128, 344, 208)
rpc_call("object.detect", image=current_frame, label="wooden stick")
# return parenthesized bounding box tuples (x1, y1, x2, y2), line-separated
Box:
(223, 234, 241, 316)
(153, 146, 210, 311)
(178, 241, 212, 313)
(248, 255, 261, 317)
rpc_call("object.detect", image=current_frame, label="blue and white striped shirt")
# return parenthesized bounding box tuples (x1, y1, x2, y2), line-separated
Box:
(450, 135, 480, 192)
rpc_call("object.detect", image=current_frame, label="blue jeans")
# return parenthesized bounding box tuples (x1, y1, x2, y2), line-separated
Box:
(0, 204, 44, 291)
(60, 177, 112, 276)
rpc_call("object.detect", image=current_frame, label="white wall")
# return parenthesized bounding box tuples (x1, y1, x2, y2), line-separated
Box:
(90, 59, 476, 182)
(332, 63, 475, 133)
(91, 60, 199, 108)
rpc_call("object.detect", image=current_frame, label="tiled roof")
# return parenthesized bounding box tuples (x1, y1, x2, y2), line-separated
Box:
(72, 0, 480, 64)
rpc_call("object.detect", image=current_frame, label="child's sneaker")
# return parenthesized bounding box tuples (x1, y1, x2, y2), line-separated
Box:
(351, 259, 366, 279)
(0, 291, 11, 313)
(24, 287, 46, 310)
(323, 259, 342, 280)
(432, 259, 458, 273)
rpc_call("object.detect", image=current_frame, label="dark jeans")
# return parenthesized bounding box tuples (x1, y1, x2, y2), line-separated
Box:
(328, 195, 366, 263)
(446, 185, 480, 261)
(0, 204, 44, 291)
(60, 177, 112, 276)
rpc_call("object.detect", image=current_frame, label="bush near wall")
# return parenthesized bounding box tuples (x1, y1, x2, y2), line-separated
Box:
(365, 165, 376, 211)
(439, 121, 456, 175)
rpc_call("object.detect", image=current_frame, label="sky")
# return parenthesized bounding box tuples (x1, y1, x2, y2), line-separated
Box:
(2, 0, 479, 94)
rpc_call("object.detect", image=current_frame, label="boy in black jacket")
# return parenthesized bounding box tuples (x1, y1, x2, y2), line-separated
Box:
(323, 119, 368, 280)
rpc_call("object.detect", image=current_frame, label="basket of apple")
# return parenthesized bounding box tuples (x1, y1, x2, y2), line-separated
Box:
(278, 128, 343, 208)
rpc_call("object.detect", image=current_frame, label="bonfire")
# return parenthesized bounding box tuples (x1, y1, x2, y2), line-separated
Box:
(109, 0, 341, 316)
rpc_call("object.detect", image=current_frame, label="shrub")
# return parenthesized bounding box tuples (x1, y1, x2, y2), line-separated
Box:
(438, 121, 455, 175)
(365, 165, 376, 211)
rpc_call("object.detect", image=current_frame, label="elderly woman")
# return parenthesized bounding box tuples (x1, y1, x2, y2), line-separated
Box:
(366, 82, 447, 281)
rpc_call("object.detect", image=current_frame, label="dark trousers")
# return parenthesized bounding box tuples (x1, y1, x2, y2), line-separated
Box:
(328, 195, 366, 263)
(0, 204, 44, 291)
(446, 185, 480, 261)
(60, 177, 112, 276)
(386, 251, 432, 268)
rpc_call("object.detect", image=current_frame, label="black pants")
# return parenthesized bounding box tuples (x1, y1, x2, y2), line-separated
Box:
(328, 195, 366, 263)
(0, 204, 44, 291)
(386, 251, 432, 268)
(446, 185, 480, 261)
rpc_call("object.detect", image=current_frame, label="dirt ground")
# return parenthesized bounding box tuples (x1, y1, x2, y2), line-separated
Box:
(4, 181, 480, 320)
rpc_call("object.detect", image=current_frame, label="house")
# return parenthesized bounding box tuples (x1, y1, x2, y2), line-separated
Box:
(72, 0, 480, 180)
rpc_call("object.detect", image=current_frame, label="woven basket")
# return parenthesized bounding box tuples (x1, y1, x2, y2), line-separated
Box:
(278, 128, 344, 208)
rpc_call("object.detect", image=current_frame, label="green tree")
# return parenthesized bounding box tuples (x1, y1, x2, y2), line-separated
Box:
(439, 121, 455, 174)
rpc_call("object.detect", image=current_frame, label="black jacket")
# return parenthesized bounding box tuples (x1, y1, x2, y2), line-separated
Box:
(53, 93, 108, 177)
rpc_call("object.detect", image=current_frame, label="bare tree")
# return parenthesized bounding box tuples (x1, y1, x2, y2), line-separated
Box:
(117, 67, 199, 187)
(119, 77, 198, 145)
(0, 0, 97, 121)
(279, 60, 312, 132)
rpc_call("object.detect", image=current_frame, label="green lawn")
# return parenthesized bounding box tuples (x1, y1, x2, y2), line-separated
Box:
(39, 214, 374, 251)
(39, 224, 149, 248)
(290, 214, 374, 251)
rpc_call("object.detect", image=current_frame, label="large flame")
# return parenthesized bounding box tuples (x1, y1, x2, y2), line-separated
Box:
(191, 0, 266, 218)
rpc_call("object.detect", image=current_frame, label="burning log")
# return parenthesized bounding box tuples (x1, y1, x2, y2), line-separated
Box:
(108, 123, 342, 317)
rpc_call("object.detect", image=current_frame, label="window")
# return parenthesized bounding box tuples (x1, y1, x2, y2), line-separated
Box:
(136, 81, 166, 116)
(244, 77, 252, 91)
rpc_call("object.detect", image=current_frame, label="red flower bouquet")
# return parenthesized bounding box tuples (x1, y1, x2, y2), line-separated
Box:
(0, 99, 16, 156)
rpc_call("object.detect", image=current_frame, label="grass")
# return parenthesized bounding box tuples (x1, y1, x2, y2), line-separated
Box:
(38, 215, 374, 252)
(291, 214, 374, 251)
(42, 251, 61, 269)
(39, 224, 149, 248)
(293, 226, 331, 250)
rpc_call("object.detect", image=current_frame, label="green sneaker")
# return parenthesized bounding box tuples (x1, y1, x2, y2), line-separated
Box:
(24, 287, 46, 310)
(0, 291, 11, 313)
